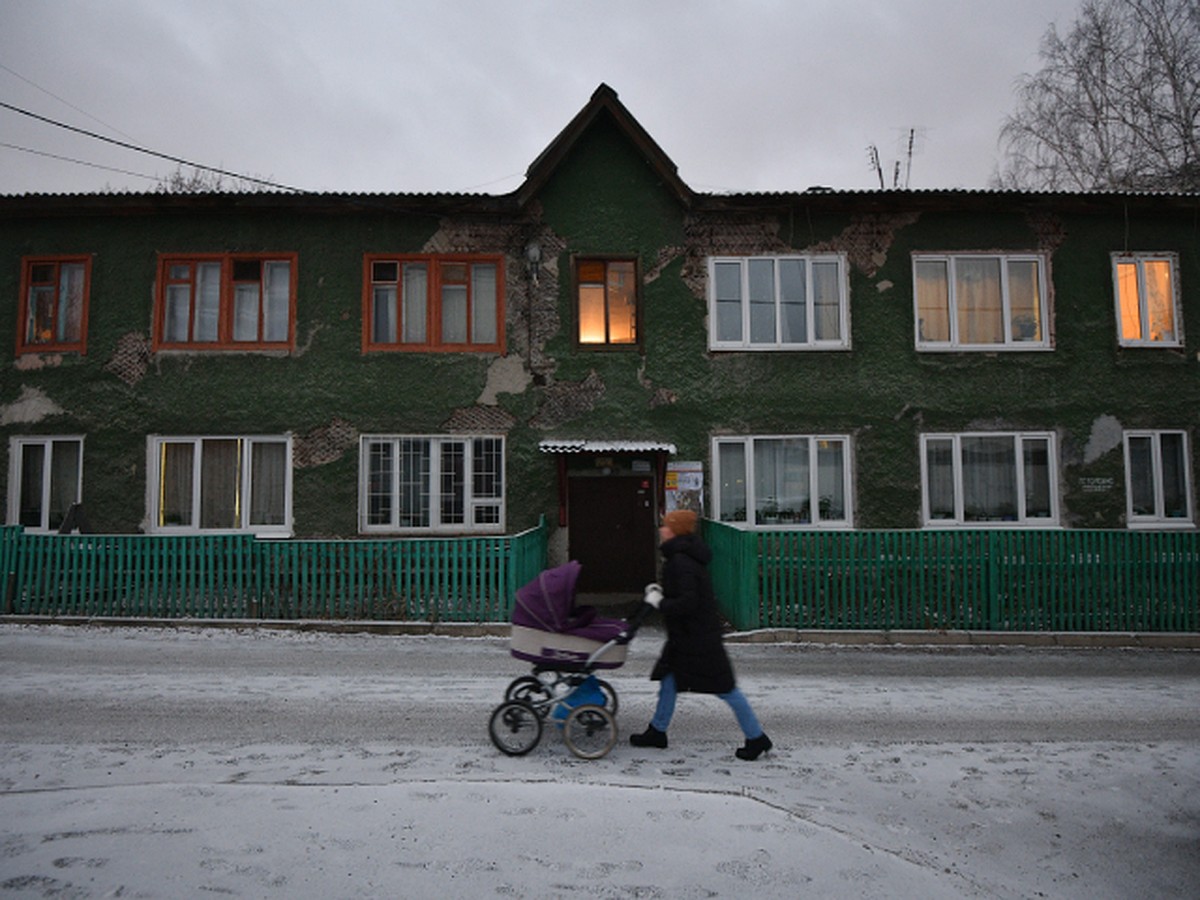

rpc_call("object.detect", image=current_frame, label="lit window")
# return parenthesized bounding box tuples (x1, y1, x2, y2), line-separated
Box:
(360, 435, 504, 533)
(576, 258, 638, 346)
(156, 254, 295, 349)
(712, 435, 852, 528)
(709, 255, 848, 349)
(147, 436, 291, 535)
(921, 432, 1058, 526)
(914, 253, 1050, 350)
(1124, 430, 1192, 527)
(7, 436, 83, 531)
(1113, 254, 1181, 346)
(365, 255, 503, 352)
(18, 256, 91, 354)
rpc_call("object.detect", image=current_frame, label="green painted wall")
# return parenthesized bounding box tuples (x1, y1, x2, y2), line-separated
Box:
(3, 114, 1198, 538)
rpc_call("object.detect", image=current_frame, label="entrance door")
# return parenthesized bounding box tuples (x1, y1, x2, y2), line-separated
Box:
(568, 476, 657, 592)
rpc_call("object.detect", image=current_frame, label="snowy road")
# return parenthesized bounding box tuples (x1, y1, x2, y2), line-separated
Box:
(1, 623, 1198, 898)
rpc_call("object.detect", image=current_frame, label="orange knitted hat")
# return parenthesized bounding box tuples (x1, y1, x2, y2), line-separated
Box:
(662, 509, 697, 536)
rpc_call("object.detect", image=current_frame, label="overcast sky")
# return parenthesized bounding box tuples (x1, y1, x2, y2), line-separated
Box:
(1, 0, 1085, 196)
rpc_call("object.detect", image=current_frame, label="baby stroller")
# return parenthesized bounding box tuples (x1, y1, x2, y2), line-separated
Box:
(488, 561, 646, 759)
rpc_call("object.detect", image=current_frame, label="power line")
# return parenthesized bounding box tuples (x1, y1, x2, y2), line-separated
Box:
(0, 62, 139, 142)
(0, 141, 161, 184)
(0, 99, 307, 193)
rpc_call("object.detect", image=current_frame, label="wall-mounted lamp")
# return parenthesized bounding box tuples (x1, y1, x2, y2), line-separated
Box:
(524, 239, 542, 285)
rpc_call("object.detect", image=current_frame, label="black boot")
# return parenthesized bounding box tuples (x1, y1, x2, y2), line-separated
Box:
(629, 724, 668, 749)
(735, 732, 772, 761)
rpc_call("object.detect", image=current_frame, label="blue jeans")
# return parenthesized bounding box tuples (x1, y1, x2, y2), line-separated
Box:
(650, 672, 764, 739)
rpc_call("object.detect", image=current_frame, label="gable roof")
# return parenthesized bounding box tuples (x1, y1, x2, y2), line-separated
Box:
(514, 83, 694, 209)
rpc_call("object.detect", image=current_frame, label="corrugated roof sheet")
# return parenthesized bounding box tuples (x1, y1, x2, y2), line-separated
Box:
(538, 439, 677, 454)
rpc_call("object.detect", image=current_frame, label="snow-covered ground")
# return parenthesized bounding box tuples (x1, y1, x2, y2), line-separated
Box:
(0, 623, 1197, 898)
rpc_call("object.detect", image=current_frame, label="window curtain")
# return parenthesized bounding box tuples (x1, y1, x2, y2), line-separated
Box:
(816, 440, 845, 521)
(961, 436, 1017, 520)
(263, 262, 290, 342)
(924, 438, 955, 520)
(249, 441, 287, 525)
(233, 282, 259, 341)
(401, 264, 427, 343)
(812, 260, 841, 341)
(1007, 260, 1042, 342)
(57, 263, 85, 342)
(915, 260, 950, 342)
(955, 258, 1003, 344)
(1144, 260, 1175, 342)
(606, 261, 637, 344)
(192, 263, 221, 342)
(372, 284, 397, 343)
(754, 438, 809, 522)
(471, 264, 497, 344)
(199, 439, 239, 529)
(718, 441, 747, 522)
(160, 442, 195, 526)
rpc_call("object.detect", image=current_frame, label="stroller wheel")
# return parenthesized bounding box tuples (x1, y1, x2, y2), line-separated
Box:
(505, 675, 553, 716)
(562, 704, 617, 760)
(489, 701, 543, 756)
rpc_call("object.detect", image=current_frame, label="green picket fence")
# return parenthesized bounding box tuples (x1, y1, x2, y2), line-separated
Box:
(0, 519, 548, 621)
(705, 522, 1200, 633)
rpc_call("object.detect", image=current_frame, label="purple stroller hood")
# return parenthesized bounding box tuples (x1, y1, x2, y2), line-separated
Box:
(513, 561, 587, 632)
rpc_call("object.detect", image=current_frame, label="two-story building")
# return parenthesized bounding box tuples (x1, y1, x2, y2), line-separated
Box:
(4, 84, 1197, 599)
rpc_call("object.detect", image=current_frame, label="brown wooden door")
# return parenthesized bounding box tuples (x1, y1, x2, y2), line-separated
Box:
(567, 476, 657, 592)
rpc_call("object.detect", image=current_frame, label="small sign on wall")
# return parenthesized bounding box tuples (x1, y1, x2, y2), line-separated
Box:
(665, 461, 704, 515)
(1080, 477, 1115, 493)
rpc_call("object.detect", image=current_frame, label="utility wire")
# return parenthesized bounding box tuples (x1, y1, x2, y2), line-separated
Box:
(0, 99, 307, 193)
(0, 62, 139, 142)
(0, 141, 161, 183)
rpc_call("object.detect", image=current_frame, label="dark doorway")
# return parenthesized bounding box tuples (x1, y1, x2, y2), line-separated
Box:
(568, 475, 657, 592)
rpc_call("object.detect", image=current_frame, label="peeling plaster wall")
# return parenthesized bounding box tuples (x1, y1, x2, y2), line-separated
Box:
(2, 123, 1197, 537)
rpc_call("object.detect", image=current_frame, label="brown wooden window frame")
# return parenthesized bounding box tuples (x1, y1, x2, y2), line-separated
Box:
(574, 256, 641, 349)
(17, 255, 92, 355)
(153, 252, 298, 351)
(362, 253, 505, 354)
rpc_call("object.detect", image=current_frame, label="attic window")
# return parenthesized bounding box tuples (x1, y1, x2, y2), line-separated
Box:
(575, 257, 639, 347)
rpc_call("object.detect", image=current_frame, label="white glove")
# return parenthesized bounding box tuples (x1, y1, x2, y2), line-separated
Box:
(643, 583, 663, 609)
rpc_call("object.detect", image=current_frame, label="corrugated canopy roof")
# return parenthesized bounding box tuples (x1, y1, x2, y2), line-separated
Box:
(538, 439, 677, 454)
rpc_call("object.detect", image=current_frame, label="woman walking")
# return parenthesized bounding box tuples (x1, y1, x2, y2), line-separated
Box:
(631, 509, 773, 761)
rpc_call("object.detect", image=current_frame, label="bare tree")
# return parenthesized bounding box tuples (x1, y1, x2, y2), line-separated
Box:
(995, 0, 1200, 191)
(155, 165, 276, 193)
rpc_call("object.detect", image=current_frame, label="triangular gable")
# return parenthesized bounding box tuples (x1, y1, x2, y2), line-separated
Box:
(515, 83, 694, 209)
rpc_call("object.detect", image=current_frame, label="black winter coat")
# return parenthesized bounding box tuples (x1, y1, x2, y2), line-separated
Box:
(649, 533, 736, 695)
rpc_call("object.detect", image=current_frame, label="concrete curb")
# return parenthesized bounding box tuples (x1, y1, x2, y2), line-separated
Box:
(2, 616, 1198, 649)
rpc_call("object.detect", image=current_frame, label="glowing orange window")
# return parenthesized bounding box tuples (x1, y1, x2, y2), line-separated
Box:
(576, 258, 638, 347)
